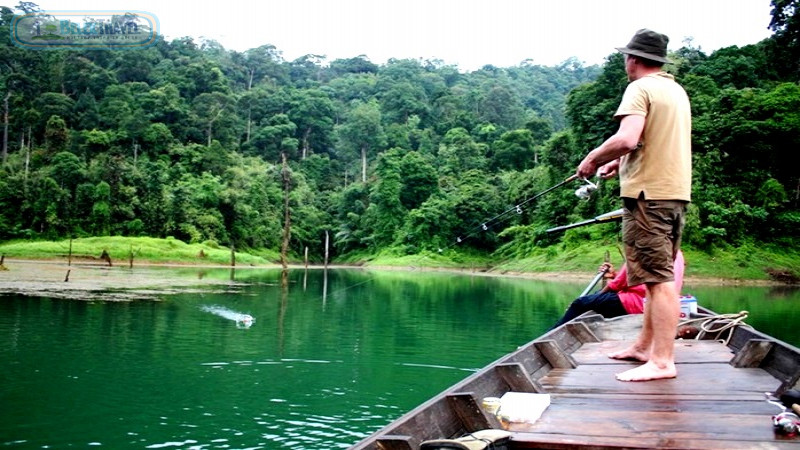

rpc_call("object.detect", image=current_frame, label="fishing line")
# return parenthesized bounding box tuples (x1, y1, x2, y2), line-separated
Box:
(206, 173, 599, 334)
(385, 174, 597, 279)
(451, 174, 579, 247)
(473, 176, 620, 276)
(297, 174, 595, 302)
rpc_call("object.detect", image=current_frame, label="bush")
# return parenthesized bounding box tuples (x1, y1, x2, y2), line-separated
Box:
(202, 240, 220, 249)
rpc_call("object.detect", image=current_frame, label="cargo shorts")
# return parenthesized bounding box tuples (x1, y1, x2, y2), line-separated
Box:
(622, 196, 687, 286)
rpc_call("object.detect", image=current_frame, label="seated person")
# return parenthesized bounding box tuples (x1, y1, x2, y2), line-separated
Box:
(552, 250, 684, 328)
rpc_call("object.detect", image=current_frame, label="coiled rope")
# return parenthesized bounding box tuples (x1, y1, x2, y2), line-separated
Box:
(678, 311, 752, 345)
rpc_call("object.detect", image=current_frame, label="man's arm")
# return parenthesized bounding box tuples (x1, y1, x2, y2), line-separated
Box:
(577, 114, 645, 179)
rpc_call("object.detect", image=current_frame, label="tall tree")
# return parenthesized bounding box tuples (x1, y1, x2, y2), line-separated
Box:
(437, 127, 486, 175)
(191, 92, 236, 146)
(247, 114, 298, 162)
(770, 0, 800, 77)
(287, 89, 335, 159)
(91, 181, 112, 236)
(44, 115, 69, 156)
(490, 129, 536, 171)
(239, 44, 288, 90)
(336, 100, 385, 183)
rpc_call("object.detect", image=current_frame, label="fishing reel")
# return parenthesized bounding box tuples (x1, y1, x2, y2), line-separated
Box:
(575, 179, 598, 200)
(766, 391, 800, 436)
(773, 411, 800, 435)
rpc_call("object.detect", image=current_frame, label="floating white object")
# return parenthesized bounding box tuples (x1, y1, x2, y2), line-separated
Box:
(201, 305, 255, 328)
(497, 392, 550, 424)
(237, 314, 254, 328)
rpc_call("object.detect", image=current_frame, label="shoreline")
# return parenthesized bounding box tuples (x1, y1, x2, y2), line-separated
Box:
(358, 264, 788, 286)
(0, 258, 792, 303)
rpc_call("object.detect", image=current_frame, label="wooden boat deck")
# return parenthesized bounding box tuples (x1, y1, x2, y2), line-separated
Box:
(352, 311, 800, 449)
(511, 339, 794, 448)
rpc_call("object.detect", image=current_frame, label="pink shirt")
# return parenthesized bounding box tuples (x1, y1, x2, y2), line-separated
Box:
(606, 250, 685, 314)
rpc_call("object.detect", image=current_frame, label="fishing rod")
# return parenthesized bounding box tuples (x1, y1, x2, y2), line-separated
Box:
(579, 264, 609, 297)
(578, 250, 611, 297)
(546, 208, 624, 234)
(452, 174, 583, 246)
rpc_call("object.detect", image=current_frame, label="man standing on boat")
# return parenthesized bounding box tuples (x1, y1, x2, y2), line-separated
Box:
(576, 29, 691, 382)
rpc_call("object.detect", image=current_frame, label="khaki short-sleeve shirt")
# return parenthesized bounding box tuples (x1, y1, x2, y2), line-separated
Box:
(615, 72, 692, 201)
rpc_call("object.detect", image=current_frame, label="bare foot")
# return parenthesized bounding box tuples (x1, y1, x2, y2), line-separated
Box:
(607, 346, 649, 362)
(615, 361, 677, 382)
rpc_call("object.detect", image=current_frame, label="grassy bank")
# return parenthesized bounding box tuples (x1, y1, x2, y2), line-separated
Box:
(0, 236, 279, 267)
(1, 237, 798, 283)
(362, 242, 800, 283)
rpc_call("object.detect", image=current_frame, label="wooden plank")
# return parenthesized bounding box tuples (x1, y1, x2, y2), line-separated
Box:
(586, 314, 644, 341)
(538, 395, 780, 415)
(730, 338, 774, 367)
(507, 408, 789, 443)
(536, 327, 585, 359)
(540, 363, 780, 395)
(535, 340, 577, 369)
(524, 349, 557, 381)
(754, 339, 800, 391)
(495, 362, 543, 393)
(459, 367, 516, 399)
(572, 339, 734, 365)
(574, 312, 605, 322)
(510, 432, 800, 449)
(447, 392, 502, 432)
(507, 389, 799, 449)
(375, 435, 413, 450)
(721, 323, 800, 387)
(489, 338, 556, 384)
(360, 397, 464, 449)
(565, 321, 600, 343)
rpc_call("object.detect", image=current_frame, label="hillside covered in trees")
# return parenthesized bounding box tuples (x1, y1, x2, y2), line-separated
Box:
(1, 2, 798, 264)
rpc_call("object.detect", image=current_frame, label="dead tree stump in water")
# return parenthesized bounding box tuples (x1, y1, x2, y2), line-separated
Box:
(100, 250, 112, 266)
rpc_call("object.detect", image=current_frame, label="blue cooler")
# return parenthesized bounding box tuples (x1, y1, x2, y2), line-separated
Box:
(679, 295, 698, 318)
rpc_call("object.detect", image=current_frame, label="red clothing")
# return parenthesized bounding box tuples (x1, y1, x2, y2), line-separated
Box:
(606, 250, 685, 314)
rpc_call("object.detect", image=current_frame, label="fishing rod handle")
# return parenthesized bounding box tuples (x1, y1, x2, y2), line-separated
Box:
(579, 265, 610, 298)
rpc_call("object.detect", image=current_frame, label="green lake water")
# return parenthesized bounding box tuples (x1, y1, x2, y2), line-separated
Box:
(1, 268, 798, 449)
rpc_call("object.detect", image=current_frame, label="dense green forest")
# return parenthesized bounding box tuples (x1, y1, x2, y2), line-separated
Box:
(0, 2, 798, 266)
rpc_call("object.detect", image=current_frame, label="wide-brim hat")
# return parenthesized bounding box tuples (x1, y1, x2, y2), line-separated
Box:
(616, 28, 672, 64)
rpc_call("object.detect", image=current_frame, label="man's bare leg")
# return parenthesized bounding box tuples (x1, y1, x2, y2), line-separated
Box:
(616, 281, 679, 381)
(608, 301, 653, 362)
